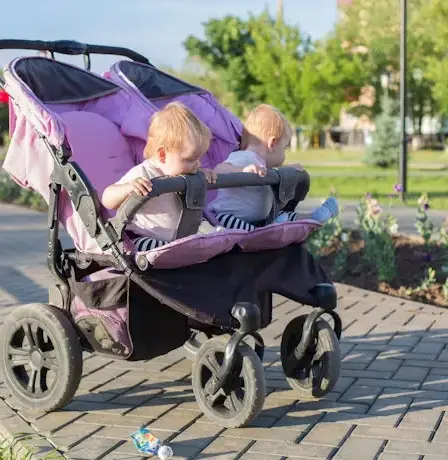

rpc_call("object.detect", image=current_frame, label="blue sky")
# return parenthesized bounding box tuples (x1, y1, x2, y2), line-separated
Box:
(1, 0, 338, 73)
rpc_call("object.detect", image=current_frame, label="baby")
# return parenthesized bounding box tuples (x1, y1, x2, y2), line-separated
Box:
(209, 104, 339, 230)
(102, 102, 216, 251)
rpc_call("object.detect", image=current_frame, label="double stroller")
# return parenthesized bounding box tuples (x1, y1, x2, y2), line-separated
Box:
(0, 40, 342, 428)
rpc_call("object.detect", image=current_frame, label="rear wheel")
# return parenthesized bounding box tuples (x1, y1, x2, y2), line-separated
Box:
(0, 303, 83, 412)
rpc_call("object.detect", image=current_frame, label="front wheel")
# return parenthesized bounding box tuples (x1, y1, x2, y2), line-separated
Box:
(281, 315, 340, 399)
(0, 303, 83, 412)
(192, 336, 266, 428)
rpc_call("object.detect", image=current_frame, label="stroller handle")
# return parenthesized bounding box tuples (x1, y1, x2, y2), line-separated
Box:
(0, 39, 150, 66)
(111, 168, 308, 235)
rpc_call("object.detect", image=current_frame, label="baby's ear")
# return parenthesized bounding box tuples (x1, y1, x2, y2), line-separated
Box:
(156, 146, 167, 163)
(268, 136, 279, 150)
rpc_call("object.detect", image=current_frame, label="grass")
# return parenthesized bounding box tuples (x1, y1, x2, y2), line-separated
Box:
(286, 148, 448, 166)
(284, 148, 448, 210)
(308, 174, 448, 209)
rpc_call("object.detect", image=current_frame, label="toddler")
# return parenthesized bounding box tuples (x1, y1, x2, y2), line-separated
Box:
(209, 104, 338, 230)
(102, 102, 216, 251)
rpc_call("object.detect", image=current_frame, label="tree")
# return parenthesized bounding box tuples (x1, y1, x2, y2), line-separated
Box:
(364, 96, 400, 168)
(299, 35, 367, 130)
(418, 0, 448, 116)
(335, 0, 438, 131)
(243, 12, 309, 124)
(183, 15, 257, 114)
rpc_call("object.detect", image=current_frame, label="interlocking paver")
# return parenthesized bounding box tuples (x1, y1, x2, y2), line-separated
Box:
(3, 203, 448, 459)
(333, 436, 384, 459)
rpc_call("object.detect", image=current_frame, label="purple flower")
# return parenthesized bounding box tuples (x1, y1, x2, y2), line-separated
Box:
(423, 253, 432, 262)
(394, 183, 403, 193)
(424, 203, 430, 210)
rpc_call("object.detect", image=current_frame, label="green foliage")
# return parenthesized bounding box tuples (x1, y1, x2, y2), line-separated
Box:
(364, 96, 400, 168)
(355, 195, 397, 282)
(243, 12, 308, 124)
(184, 15, 258, 114)
(300, 36, 367, 128)
(0, 170, 47, 211)
(415, 193, 435, 245)
(0, 434, 62, 460)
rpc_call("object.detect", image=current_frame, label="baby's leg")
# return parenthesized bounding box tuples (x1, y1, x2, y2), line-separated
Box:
(275, 197, 339, 224)
(216, 213, 256, 231)
(132, 237, 167, 251)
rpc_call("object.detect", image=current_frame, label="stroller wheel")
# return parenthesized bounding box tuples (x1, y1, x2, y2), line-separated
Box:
(192, 336, 265, 428)
(0, 303, 82, 412)
(280, 315, 340, 399)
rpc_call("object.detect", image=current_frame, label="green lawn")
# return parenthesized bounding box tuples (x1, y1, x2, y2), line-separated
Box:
(286, 148, 448, 166)
(307, 173, 448, 210)
(284, 148, 448, 210)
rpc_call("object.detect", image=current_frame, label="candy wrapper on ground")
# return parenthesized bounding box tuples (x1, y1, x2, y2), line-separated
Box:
(130, 428, 173, 459)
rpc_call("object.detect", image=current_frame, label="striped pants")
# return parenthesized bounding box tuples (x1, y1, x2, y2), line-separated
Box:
(216, 211, 299, 231)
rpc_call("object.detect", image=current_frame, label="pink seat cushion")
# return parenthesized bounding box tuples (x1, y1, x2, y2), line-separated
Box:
(58, 111, 137, 252)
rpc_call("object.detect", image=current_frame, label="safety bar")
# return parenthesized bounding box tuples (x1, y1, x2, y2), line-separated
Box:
(110, 168, 308, 237)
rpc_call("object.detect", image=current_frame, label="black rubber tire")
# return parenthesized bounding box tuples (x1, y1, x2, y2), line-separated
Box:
(0, 303, 83, 412)
(281, 316, 340, 399)
(192, 336, 266, 428)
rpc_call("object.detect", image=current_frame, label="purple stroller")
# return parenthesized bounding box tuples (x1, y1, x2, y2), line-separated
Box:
(0, 40, 342, 428)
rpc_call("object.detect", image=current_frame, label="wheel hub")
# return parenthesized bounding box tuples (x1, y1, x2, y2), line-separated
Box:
(30, 348, 43, 368)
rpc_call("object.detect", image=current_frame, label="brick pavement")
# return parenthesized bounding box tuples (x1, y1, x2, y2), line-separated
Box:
(1, 203, 448, 459)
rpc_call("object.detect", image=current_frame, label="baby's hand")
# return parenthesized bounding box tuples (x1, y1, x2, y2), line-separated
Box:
(243, 164, 267, 176)
(199, 168, 217, 184)
(128, 178, 152, 196)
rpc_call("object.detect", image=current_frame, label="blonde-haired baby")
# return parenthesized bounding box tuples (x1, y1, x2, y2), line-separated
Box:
(209, 104, 338, 230)
(102, 101, 216, 251)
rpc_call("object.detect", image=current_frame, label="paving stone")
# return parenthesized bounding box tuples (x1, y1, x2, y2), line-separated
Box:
(422, 374, 448, 392)
(147, 407, 200, 432)
(378, 454, 420, 460)
(398, 401, 442, 431)
(339, 385, 382, 405)
(29, 411, 83, 437)
(353, 425, 431, 441)
(384, 440, 448, 456)
(195, 436, 251, 459)
(49, 422, 102, 451)
(301, 422, 353, 446)
(355, 377, 420, 390)
(124, 397, 178, 419)
(340, 369, 395, 380)
(333, 437, 384, 459)
(393, 365, 429, 382)
(249, 440, 333, 458)
(64, 436, 122, 459)
(367, 358, 403, 373)
(321, 411, 402, 427)
(412, 341, 444, 357)
(222, 427, 299, 442)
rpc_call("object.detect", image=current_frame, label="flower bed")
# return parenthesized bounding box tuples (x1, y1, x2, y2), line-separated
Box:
(307, 192, 448, 307)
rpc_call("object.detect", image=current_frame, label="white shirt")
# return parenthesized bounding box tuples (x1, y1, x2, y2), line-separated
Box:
(116, 160, 182, 241)
(210, 150, 274, 223)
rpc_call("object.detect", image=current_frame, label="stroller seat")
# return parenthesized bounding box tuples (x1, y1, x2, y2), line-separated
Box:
(0, 41, 342, 429)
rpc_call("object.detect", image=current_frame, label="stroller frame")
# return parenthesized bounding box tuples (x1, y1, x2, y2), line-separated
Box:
(0, 39, 342, 428)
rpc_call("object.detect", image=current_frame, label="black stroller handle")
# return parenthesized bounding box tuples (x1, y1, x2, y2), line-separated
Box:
(0, 39, 149, 68)
(111, 168, 309, 238)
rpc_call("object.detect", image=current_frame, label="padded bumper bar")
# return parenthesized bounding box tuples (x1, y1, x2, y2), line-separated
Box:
(109, 168, 309, 241)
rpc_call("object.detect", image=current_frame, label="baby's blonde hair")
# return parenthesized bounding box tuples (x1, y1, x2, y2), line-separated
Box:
(144, 102, 211, 159)
(241, 104, 291, 149)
